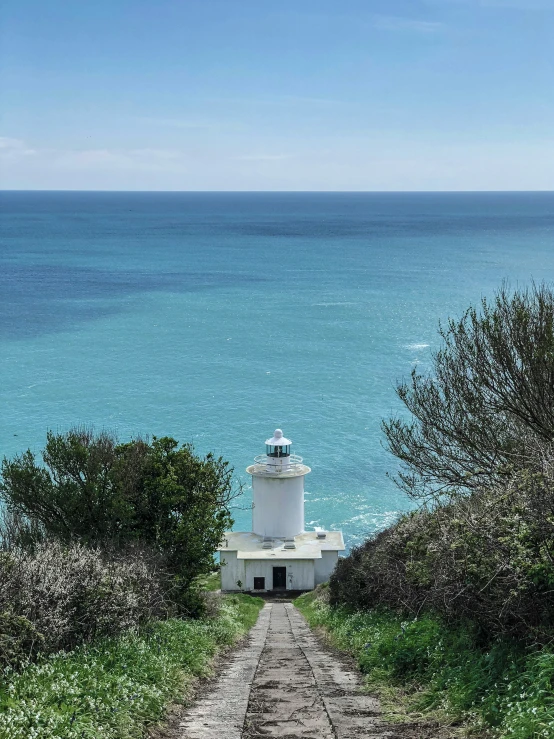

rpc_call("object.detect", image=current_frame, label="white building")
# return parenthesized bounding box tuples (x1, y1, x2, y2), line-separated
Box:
(219, 429, 344, 593)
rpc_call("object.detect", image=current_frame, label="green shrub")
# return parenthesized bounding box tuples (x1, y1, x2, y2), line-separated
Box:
(330, 469, 554, 642)
(345, 285, 554, 643)
(1, 429, 237, 614)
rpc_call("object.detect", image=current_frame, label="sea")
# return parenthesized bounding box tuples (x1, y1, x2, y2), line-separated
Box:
(1, 191, 553, 549)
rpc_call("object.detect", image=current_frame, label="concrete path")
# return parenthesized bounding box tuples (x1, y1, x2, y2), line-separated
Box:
(178, 602, 397, 739)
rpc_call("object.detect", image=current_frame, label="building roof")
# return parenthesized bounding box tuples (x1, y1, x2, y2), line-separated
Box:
(218, 530, 345, 560)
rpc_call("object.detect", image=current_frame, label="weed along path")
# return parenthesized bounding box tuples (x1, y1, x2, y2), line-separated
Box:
(177, 602, 404, 739)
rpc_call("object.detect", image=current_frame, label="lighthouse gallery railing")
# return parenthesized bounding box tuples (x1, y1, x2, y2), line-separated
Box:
(252, 453, 304, 472)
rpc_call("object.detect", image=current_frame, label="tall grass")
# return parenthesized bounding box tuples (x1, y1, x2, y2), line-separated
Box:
(0, 593, 263, 739)
(296, 589, 554, 738)
(196, 570, 221, 592)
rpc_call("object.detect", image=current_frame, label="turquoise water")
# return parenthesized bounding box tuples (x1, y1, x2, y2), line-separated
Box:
(1, 191, 553, 548)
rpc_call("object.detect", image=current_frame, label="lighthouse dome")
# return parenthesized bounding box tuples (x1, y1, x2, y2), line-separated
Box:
(265, 429, 292, 446)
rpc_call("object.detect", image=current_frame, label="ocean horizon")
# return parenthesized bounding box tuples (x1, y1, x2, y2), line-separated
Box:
(1, 190, 553, 549)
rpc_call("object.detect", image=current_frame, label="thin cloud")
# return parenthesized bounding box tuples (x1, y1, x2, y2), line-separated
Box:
(0, 137, 22, 149)
(135, 115, 249, 134)
(373, 15, 445, 32)
(267, 95, 343, 106)
(233, 154, 293, 161)
(202, 95, 344, 107)
(426, 0, 552, 8)
(0, 136, 36, 156)
(138, 117, 217, 130)
(483, 0, 552, 7)
(51, 147, 188, 173)
(0, 140, 186, 169)
(128, 148, 182, 160)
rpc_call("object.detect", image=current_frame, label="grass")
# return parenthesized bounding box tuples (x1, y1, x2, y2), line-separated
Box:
(295, 588, 554, 739)
(0, 593, 263, 739)
(197, 570, 221, 592)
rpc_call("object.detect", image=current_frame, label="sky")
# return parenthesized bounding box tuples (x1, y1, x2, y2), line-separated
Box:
(1, 0, 553, 191)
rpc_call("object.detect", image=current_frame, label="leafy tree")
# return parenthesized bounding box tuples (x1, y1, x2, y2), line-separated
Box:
(114, 436, 234, 598)
(383, 283, 554, 500)
(0, 429, 236, 610)
(0, 429, 126, 545)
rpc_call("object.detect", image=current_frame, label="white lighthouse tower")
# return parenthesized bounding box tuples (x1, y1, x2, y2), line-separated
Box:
(249, 429, 310, 539)
(218, 429, 344, 593)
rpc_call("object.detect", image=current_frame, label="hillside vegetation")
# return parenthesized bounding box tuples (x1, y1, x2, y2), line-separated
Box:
(0, 430, 259, 738)
(297, 589, 554, 738)
(1, 593, 263, 739)
(324, 284, 554, 737)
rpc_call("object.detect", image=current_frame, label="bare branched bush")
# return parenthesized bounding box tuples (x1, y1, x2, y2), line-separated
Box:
(202, 590, 223, 620)
(383, 283, 554, 501)
(0, 540, 175, 667)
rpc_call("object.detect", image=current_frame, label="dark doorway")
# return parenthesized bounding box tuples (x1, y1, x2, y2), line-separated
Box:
(273, 567, 287, 590)
(253, 577, 265, 590)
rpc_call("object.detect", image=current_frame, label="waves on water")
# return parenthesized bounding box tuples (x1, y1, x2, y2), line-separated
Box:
(405, 343, 430, 351)
(2, 191, 554, 550)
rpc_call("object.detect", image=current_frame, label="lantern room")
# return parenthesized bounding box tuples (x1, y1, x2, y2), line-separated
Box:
(265, 429, 291, 458)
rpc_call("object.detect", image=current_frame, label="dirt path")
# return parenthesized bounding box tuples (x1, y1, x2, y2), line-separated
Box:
(176, 602, 439, 739)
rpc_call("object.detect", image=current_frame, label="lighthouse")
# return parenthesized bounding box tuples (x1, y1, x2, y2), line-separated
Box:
(218, 429, 345, 593)
(249, 428, 310, 539)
